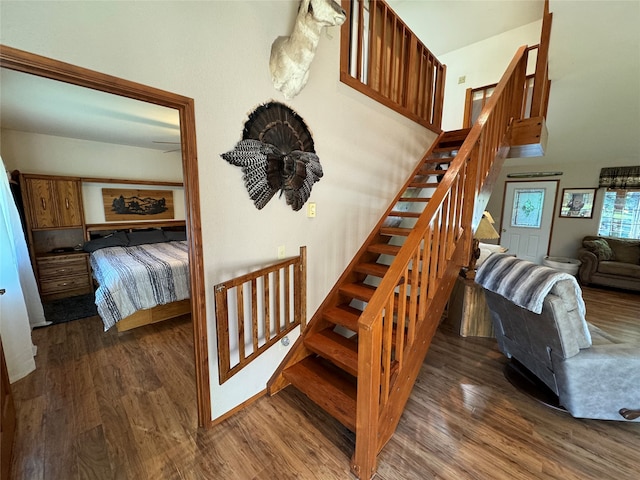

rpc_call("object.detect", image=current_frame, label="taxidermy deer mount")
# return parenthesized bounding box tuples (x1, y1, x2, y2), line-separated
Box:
(270, 0, 346, 99)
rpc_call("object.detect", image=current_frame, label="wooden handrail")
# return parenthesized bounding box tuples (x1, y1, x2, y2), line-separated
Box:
(215, 247, 306, 384)
(351, 46, 531, 479)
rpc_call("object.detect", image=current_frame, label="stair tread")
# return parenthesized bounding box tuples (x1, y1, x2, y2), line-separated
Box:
(408, 182, 440, 188)
(439, 128, 471, 143)
(367, 243, 401, 256)
(398, 197, 431, 202)
(426, 156, 454, 163)
(283, 356, 357, 431)
(380, 227, 413, 237)
(354, 262, 390, 278)
(305, 328, 358, 377)
(324, 305, 362, 331)
(432, 146, 459, 154)
(340, 282, 377, 302)
(390, 210, 421, 218)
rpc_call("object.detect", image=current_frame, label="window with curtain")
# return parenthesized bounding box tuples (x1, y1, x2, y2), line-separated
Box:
(598, 189, 640, 239)
(597, 166, 640, 240)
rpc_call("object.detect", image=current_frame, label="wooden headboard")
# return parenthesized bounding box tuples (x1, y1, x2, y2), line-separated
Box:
(84, 220, 186, 241)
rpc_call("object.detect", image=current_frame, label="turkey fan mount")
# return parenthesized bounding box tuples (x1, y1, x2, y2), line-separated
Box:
(221, 101, 323, 212)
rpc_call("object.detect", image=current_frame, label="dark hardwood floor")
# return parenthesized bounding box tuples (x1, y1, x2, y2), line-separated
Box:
(9, 286, 640, 479)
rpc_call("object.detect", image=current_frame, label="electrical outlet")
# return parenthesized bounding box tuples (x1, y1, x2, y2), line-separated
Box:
(458, 75, 466, 84)
(307, 202, 316, 218)
(277, 245, 286, 259)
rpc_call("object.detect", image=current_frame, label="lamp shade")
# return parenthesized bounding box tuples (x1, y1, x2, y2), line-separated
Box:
(474, 212, 500, 240)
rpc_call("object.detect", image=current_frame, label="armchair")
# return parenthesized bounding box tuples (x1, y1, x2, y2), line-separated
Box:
(476, 253, 640, 422)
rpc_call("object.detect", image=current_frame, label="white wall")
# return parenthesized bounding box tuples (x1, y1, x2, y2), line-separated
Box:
(0, 1, 437, 419)
(439, 20, 542, 131)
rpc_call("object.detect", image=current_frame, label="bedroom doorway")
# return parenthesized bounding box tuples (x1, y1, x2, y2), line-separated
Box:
(0, 45, 211, 426)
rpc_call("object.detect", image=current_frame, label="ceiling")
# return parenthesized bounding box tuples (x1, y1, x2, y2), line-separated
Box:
(387, 0, 544, 56)
(1, 1, 638, 169)
(0, 68, 180, 151)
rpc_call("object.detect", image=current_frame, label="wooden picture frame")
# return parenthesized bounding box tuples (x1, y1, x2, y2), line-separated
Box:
(559, 188, 596, 218)
(102, 188, 174, 221)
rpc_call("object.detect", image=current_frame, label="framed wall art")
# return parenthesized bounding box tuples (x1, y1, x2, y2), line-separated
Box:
(559, 188, 596, 218)
(102, 188, 174, 221)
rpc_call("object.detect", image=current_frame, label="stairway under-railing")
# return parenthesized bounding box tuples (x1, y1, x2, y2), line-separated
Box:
(351, 44, 532, 479)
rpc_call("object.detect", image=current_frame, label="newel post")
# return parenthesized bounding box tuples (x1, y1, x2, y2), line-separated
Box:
(351, 317, 382, 479)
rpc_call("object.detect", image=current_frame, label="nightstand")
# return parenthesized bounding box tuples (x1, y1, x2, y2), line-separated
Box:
(36, 252, 92, 301)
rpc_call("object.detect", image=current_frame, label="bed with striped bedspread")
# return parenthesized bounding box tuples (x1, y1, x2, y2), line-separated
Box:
(89, 241, 190, 330)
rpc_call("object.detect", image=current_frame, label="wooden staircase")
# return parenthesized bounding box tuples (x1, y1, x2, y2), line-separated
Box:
(267, 129, 471, 462)
(269, 34, 550, 478)
(278, 131, 467, 414)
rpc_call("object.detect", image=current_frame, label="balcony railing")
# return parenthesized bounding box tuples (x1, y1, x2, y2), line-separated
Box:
(340, 0, 445, 133)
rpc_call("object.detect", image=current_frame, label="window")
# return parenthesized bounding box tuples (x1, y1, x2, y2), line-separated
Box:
(598, 189, 640, 239)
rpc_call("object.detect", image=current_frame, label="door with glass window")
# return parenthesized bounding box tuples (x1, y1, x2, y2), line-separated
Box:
(500, 180, 558, 264)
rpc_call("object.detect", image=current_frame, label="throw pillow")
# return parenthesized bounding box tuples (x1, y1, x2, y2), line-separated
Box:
(127, 229, 167, 246)
(83, 231, 129, 252)
(605, 238, 640, 264)
(583, 238, 614, 261)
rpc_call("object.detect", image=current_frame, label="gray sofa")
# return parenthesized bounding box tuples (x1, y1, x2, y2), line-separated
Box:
(477, 253, 640, 422)
(577, 236, 640, 292)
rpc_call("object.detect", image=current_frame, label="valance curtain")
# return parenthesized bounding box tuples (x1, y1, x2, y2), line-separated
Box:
(599, 166, 640, 189)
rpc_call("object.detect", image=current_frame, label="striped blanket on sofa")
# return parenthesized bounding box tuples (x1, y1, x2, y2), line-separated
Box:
(476, 253, 585, 316)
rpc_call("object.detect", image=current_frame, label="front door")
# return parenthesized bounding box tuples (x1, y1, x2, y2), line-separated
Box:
(500, 180, 558, 264)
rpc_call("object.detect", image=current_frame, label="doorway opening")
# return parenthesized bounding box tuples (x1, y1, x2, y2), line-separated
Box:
(0, 44, 211, 427)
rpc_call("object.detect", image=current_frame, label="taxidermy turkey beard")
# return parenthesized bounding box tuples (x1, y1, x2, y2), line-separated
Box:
(221, 101, 323, 211)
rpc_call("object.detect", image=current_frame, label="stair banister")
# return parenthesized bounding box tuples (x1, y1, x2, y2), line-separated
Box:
(352, 45, 530, 479)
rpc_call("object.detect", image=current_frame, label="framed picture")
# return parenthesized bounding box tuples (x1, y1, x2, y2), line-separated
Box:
(102, 188, 174, 221)
(559, 188, 596, 218)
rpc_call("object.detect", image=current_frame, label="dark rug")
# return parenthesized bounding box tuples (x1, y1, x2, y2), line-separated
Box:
(42, 293, 98, 325)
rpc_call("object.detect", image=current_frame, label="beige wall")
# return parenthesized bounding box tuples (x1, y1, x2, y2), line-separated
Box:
(1, 1, 437, 419)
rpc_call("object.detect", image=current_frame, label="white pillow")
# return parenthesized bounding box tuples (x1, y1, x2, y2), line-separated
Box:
(476, 242, 508, 267)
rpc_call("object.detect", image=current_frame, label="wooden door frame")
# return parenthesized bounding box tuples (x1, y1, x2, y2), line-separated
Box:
(0, 45, 211, 427)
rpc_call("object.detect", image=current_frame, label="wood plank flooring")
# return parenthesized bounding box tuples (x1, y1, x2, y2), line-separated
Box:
(9, 286, 640, 479)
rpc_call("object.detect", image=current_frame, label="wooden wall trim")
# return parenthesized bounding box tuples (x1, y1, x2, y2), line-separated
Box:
(81, 177, 184, 187)
(0, 44, 212, 428)
(85, 220, 186, 232)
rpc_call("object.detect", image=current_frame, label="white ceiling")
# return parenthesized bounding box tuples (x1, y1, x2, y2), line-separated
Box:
(387, 0, 544, 56)
(0, 68, 180, 151)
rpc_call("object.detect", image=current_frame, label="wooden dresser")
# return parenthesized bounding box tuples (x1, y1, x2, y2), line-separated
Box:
(19, 174, 92, 301)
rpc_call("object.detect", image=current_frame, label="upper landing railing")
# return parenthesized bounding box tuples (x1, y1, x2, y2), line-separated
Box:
(340, 0, 445, 133)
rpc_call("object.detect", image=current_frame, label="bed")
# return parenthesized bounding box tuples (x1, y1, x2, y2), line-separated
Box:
(85, 225, 190, 331)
